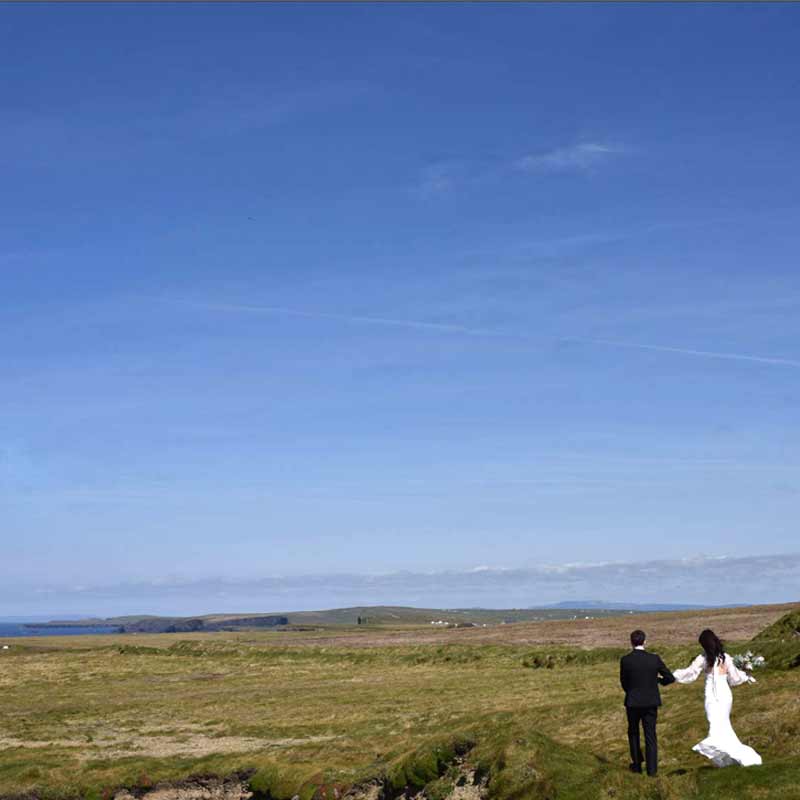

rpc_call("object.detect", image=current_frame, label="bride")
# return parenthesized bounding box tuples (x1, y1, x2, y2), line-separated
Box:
(673, 628, 762, 767)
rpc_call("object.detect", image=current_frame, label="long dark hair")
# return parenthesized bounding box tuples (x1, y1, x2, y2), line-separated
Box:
(699, 628, 725, 669)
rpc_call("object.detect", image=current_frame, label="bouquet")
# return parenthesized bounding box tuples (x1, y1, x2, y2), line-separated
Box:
(731, 650, 766, 671)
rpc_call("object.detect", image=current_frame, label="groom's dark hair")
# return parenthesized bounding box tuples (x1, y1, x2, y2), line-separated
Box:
(630, 630, 646, 647)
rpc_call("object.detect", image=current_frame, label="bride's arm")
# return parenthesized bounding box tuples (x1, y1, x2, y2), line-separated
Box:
(672, 654, 705, 683)
(724, 654, 756, 686)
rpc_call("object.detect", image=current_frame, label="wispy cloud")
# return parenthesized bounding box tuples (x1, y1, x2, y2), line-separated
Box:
(169, 81, 369, 139)
(3, 80, 369, 166)
(516, 142, 622, 173)
(8, 554, 799, 614)
(417, 161, 466, 195)
(417, 141, 624, 193)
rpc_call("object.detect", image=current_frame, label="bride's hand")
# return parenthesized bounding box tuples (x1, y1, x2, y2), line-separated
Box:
(748, 676, 757, 684)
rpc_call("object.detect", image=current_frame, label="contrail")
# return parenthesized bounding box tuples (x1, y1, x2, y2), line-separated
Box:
(190, 301, 512, 337)
(576, 337, 800, 368)
(181, 300, 800, 368)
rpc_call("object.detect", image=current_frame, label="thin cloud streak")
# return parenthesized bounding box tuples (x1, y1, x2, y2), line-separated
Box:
(186, 301, 512, 337)
(182, 300, 800, 370)
(578, 338, 800, 369)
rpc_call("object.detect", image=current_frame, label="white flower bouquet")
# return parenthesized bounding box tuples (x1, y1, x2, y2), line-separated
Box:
(732, 650, 766, 671)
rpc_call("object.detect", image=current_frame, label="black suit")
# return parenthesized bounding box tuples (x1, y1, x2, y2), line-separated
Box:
(620, 648, 675, 776)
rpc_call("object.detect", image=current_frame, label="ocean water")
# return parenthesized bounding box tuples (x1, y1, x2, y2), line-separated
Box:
(0, 623, 120, 638)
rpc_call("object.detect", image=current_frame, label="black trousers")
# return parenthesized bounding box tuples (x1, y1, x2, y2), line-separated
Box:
(626, 706, 658, 775)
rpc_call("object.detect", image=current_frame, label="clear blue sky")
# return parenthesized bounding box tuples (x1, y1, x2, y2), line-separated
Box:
(2, 4, 799, 612)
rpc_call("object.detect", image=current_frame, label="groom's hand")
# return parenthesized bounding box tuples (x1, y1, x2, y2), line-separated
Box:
(657, 656, 676, 686)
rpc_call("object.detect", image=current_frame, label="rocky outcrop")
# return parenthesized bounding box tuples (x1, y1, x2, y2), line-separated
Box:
(118, 616, 289, 634)
(120, 618, 206, 634)
(210, 616, 289, 631)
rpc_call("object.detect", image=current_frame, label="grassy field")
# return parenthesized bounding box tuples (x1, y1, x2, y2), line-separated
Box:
(1, 603, 798, 800)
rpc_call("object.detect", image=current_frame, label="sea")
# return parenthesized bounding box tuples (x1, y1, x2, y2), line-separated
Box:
(0, 623, 120, 638)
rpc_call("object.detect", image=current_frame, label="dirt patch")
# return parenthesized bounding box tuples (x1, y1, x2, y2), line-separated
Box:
(346, 782, 382, 800)
(345, 756, 487, 800)
(441, 763, 487, 800)
(113, 775, 253, 800)
(103, 760, 486, 800)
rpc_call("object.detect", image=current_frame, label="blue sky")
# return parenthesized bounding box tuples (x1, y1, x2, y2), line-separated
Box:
(2, 4, 800, 613)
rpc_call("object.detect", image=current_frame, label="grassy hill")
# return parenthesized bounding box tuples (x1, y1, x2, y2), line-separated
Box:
(0, 602, 798, 799)
(29, 604, 638, 633)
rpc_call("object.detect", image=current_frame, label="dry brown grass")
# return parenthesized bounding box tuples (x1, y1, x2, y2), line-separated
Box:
(227, 601, 797, 649)
(20, 602, 795, 654)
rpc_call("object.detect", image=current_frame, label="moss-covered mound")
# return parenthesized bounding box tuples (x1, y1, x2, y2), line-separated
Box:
(753, 609, 800, 642)
(743, 609, 800, 671)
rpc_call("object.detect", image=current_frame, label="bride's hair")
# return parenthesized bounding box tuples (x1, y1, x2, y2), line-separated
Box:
(698, 628, 725, 669)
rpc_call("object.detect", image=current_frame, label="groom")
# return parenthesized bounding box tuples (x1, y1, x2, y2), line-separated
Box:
(620, 629, 675, 777)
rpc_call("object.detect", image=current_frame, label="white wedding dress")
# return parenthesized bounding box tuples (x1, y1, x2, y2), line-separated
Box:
(673, 653, 762, 767)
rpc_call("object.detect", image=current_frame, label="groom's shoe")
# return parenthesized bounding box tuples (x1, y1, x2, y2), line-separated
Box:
(629, 763, 643, 774)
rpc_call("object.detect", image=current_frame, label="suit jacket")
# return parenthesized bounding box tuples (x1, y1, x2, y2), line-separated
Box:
(620, 649, 675, 708)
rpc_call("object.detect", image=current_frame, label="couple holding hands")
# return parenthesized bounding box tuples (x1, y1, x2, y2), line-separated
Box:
(620, 627, 761, 777)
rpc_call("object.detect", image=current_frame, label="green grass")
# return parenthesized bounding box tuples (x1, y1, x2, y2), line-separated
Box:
(1, 612, 798, 799)
(753, 608, 800, 643)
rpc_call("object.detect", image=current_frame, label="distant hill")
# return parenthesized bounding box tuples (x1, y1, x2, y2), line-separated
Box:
(281, 605, 636, 625)
(25, 604, 654, 634)
(540, 600, 722, 612)
(30, 601, 767, 635)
